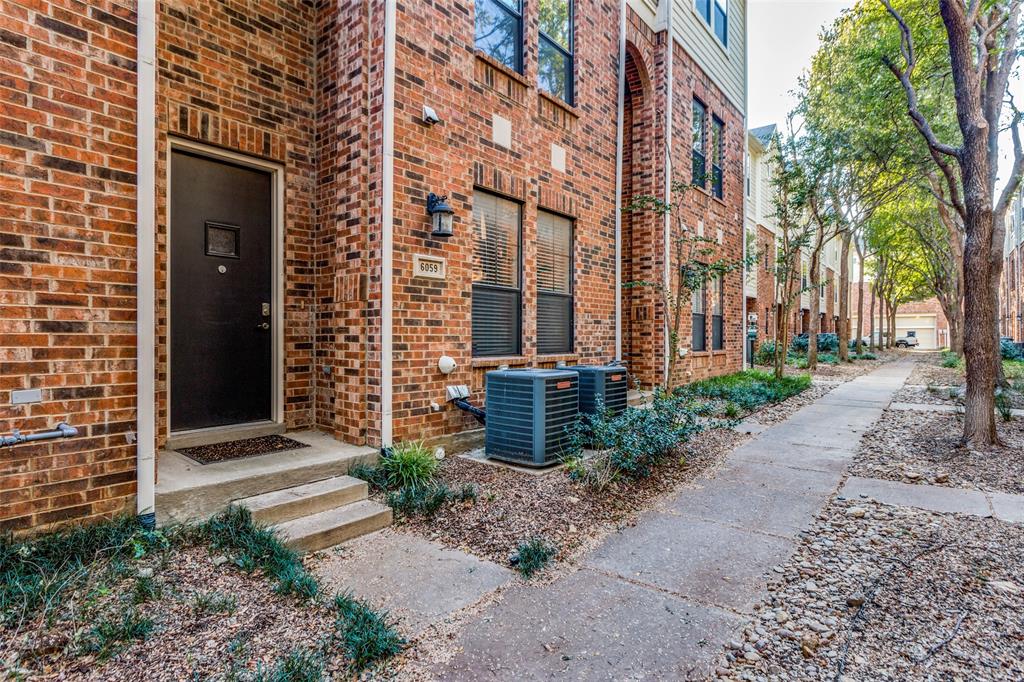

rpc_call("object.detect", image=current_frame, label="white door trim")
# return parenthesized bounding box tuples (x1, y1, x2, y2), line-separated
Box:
(166, 137, 286, 438)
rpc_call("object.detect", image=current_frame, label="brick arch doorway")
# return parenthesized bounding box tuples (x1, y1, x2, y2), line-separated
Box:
(621, 46, 658, 388)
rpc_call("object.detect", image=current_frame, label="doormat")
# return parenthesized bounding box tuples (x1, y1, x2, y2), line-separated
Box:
(177, 435, 310, 465)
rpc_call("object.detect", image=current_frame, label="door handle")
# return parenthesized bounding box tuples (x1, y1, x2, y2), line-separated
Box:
(256, 322, 270, 330)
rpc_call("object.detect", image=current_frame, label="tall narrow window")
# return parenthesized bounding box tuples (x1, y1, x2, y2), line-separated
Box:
(712, 274, 724, 349)
(475, 0, 523, 73)
(695, 0, 711, 23)
(472, 192, 522, 356)
(692, 99, 707, 189)
(538, 0, 573, 105)
(711, 116, 724, 199)
(692, 277, 707, 352)
(713, 0, 728, 46)
(537, 211, 573, 354)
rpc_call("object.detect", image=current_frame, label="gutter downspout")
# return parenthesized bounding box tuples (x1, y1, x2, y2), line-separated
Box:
(660, 0, 673, 384)
(136, 0, 157, 528)
(741, 0, 749, 368)
(614, 0, 626, 362)
(381, 0, 397, 447)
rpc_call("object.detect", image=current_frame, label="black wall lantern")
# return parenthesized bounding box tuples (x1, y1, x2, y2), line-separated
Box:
(427, 192, 454, 238)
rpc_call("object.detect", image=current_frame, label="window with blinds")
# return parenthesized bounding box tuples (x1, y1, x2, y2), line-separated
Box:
(472, 191, 522, 357)
(537, 210, 573, 354)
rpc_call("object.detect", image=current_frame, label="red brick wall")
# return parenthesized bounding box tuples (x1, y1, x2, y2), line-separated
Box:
(154, 0, 318, 442)
(0, 1, 138, 532)
(1002, 245, 1023, 341)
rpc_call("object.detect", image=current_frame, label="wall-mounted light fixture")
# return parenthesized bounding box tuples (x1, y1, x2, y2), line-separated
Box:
(427, 193, 454, 238)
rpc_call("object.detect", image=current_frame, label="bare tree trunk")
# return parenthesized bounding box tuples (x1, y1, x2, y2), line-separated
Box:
(838, 232, 852, 361)
(868, 276, 876, 352)
(856, 241, 866, 355)
(808, 245, 822, 369)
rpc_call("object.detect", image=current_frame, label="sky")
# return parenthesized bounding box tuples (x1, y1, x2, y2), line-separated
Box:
(748, 0, 853, 131)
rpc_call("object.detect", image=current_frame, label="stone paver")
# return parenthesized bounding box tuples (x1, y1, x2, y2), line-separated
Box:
(841, 475, 1024, 525)
(438, 359, 916, 678)
(841, 475, 992, 517)
(314, 528, 514, 634)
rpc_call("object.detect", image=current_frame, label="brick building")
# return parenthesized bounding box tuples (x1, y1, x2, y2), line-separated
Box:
(0, 0, 748, 534)
(848, 281, 950, 350)
(743, 125, 842, 356)
(1001, 194, 1024, 342)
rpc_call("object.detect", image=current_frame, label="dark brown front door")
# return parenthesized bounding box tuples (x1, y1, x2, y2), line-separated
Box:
(170, 149, 273, 432)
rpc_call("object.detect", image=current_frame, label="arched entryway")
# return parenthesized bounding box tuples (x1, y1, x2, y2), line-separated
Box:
(621, 46, 658, 388)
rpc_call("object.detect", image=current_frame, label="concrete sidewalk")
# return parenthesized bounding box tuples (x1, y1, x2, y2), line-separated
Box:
(439, 360, 915, 680)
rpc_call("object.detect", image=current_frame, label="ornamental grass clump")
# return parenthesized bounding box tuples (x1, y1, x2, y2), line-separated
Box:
(333, 592, 406, 671)
(379, 440, 437, 490)
(512, 537, 557, 579)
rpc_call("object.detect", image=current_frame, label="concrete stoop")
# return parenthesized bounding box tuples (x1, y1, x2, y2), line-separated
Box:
(155, 431, 391, 551)
(238, 476, 393, 553)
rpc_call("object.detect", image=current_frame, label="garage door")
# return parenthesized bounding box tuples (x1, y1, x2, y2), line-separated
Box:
(897, 314, 938, 349)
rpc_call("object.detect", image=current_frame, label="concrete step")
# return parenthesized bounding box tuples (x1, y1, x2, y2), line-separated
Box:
(238, 475, 368, 525)
(275, 500, 393, 553)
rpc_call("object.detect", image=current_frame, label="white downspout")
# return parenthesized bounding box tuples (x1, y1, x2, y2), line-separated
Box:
(614, 0, 626, 361)
(741, 0, 749, 368)
(136, 0, 157, 526)
(661, 1, 673, 384)
(381, 0, 396, 447)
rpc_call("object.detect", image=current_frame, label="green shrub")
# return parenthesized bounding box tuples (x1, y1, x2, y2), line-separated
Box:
(995, 392, 1014, 422)
(0, 515, 166, 626)
(379, 441, 437, 490)
(79, 607, 154, 659)
(679, 370, 811, 414)
(347, 462, 389, 492)
(512, 537, 557, 579)
(1001, 338, 1024, 360)
(131, 575, 161, 604)
(853, 352, 877, 361)
(1005, 359, 1024, 380)
(790, 333, 838, 354)
(941, 350, 962, 368)
(754, 340, 776, 366)
(255, 647, 325, 682)
(195, 506, 317, 601)
(333, 592, 405, 671)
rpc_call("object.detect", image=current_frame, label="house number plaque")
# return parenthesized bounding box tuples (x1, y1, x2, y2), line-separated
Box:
(413, 254, 446, 280)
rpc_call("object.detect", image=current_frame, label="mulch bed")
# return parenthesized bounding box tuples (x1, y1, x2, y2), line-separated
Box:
(715, 498, 1024, 681)
(907, 353, 964, 387)
(1, 546, 339, 681)
(177, 435, 309, 464)
(848, 408, 1024, 494)
(384, 427, 747, 567)
(748, 381, 836, 426)
(893, 384, 1024, 410)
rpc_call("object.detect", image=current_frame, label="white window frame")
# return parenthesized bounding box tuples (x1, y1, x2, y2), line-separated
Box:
(692, 0, 729, 51)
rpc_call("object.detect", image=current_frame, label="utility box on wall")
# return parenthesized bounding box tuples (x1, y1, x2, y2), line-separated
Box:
(484, 369, 579, 467)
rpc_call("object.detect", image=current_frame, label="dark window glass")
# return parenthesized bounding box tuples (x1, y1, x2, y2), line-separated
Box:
(538, 0, 573, 104)
(692, 276, 706, 352)
(692, 99, 707, 188)
(537, 211, 573, 354)
(472, 192, 521, 356)
(714, 1, 728, 46)
(711, 116, 724, 199)
(712, 274, 724, 350)
(476, 0, 523, 73)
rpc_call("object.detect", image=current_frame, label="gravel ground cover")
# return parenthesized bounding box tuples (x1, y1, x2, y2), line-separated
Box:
(848, 408, 1024, 494)
(385, 427, 747, 567)
(907, 353, 964, 386)
(715, 498, 1024, 681)
(893, 384, 1024, 409)
(1, 545, 338, 680)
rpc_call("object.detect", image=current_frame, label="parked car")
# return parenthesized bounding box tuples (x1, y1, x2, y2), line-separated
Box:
(895, 334, 920, 348)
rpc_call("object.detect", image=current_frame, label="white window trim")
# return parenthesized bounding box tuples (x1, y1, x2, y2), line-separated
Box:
(691, 0, 729, 53)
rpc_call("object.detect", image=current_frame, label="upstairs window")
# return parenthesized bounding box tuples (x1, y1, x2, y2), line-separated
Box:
(711, 115, 724, 199)
(536, 211, 573, 354)
(711, 274, 724, 350)
(692, 99, 707, 189)
(696, 0, 728, 48)
(538, 0, 574, 105)
(476, 0, 523, 73)
(472, 191, 522, 356)
(692, 276, 707, 352)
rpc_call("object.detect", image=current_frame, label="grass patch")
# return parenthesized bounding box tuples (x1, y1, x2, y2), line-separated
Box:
(0, 514, 166, 627)
(131, 575, 161, 604)
(512, 537, 557, 579)
(190, 505, 318, 601)
(678, 369, 811, 413)
(254, 647, 325, 682)
(941, 350, 963, 369)
(1005, 359, 1024, 380)
(79, 607, 154, 660)
(333, 592, 406, 672)
(386, 483, 476, 519)
(191, 590, 238, 615)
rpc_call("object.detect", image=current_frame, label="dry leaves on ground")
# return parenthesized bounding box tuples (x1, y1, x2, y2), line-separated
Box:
(715, 499, 1024, 681)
